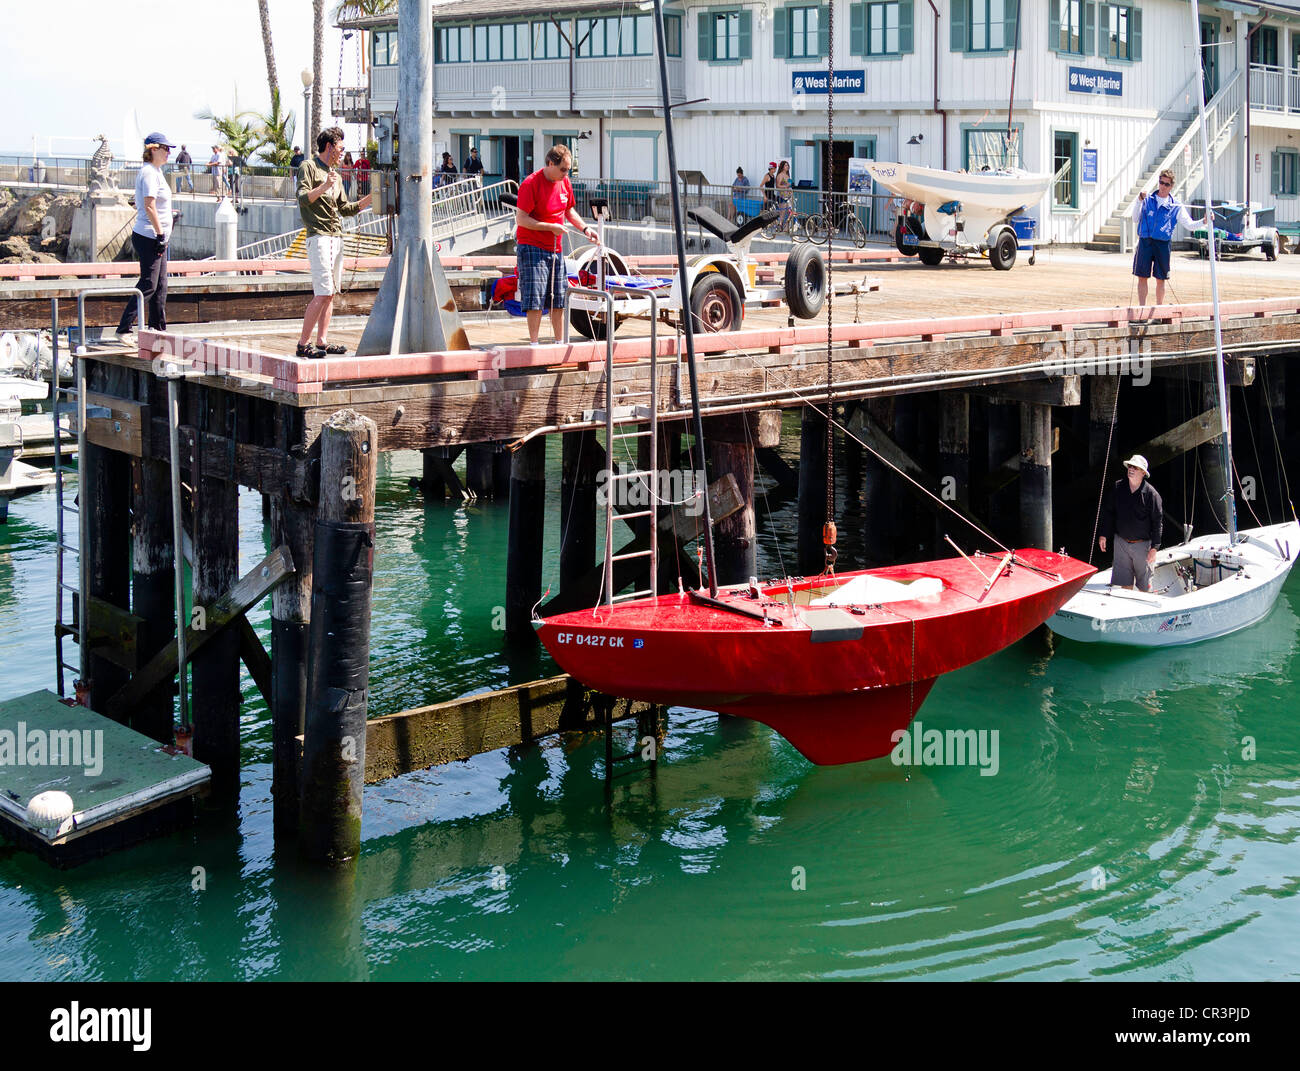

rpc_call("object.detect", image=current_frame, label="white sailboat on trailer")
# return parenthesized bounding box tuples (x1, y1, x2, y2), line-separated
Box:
(1049, 0, 1299, 648)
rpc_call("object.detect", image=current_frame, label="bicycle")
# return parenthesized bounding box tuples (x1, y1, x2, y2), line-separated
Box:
(806, 199, 867, 248)
(761, 199, 812, 242)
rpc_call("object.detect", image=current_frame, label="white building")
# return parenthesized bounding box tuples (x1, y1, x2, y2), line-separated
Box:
(341, 0, 1300, 245)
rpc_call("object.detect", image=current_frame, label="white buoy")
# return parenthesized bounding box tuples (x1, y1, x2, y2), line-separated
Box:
(26, 790, 75, 836)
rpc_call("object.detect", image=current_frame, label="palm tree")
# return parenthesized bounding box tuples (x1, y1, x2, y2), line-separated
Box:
(255, 90, 297, 168)
(312, 0, 325, 147)
(195, 106, 266, 163)
(258, 0, 280, 104)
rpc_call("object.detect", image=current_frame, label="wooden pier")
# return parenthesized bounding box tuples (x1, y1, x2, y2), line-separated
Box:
(4, 247, 1298, 864)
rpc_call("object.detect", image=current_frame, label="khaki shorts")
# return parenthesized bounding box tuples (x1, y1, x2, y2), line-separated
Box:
(307, 235, 344, 296)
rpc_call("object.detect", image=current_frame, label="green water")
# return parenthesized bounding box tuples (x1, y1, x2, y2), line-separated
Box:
(1, 445, 1298, 981)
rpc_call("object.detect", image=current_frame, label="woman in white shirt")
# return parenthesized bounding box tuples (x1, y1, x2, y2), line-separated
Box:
(117, 133, 175, 335)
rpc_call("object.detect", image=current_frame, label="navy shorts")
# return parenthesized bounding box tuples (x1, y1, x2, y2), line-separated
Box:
(517, 243, 566, 311)
(1132, 236, 1171, 280)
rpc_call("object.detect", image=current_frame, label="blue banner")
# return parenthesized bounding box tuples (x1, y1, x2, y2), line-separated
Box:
(1068, 66, 1123, 96)
(792, 70, 866, 95)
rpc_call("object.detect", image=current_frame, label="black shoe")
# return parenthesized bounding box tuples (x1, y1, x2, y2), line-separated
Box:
(318, 343, 347, 355)
(295, 342, 324, 358)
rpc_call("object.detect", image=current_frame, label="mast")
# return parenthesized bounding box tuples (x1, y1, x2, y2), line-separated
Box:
(1189, 0, 1237, 543)
(652, 0, 719, 595)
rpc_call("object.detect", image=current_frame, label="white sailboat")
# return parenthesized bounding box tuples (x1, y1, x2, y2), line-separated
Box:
(1049, 0, 1299, 648)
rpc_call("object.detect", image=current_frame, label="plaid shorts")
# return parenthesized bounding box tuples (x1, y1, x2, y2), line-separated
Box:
(517, 242, 565, 311)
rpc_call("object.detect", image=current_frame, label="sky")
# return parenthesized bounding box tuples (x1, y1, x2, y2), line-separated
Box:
(0, 0, 363, 159)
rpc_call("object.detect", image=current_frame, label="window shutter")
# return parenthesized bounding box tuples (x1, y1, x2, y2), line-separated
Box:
(1085, 1, 1096, 55)
(1048, 1, 1059, 52)
(774, 6, 788, 57)
(850, 2, 865, 56)
(1131, 7, 1142, 60)
(739, 9, 752, 58)
(1271, 152, 1282, 196)
(698, 11, 711, 61)
(1004, 0, 1017, 50)
(818, 5, 831, 58)
(899, 0, 914, 54)
(951, 0, 967, 53)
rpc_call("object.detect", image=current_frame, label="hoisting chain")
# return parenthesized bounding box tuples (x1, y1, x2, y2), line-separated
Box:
(821, 0, 838, 576)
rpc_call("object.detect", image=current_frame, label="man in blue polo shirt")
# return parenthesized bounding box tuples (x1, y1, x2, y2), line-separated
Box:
(1131, 168, 1198, 305)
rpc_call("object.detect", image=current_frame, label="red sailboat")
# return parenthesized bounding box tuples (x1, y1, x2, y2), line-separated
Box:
(538, 551, 1093, 765)
(535, 0, 1095, 764)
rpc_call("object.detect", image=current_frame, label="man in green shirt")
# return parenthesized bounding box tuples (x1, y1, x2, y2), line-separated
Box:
(296, 126, 372, 357)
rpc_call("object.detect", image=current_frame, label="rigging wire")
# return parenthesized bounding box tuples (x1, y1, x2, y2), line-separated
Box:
(1088, 375, 1121, 565)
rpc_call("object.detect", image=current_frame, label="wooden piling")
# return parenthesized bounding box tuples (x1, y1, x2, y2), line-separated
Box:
(559, 429, 600, 598)
(861, 398, 896, 564)
(1020, 403, 1053, 551)
(300, 410, 378, 864)
(420, 446, 446, 499)
(1088, 376, 1120, 471)
(271, 494, 314, 835)
(505, 436, 546, 640)
(937, 393, 970, 547)
(130, 456, 175, 744)
(83, 364, 132, 716)
(797, 406, 827, 575)
(704, 415, 758, 585)
(190, 388, 241, 791)
(1199, 380, 1232, 532)
(985, 398, 1019, 544)
(466, 442, 496, 499)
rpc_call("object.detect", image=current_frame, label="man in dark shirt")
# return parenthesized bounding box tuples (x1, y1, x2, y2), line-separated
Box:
(1099, 453, 1163, 591)
(463, 146, 483, 175)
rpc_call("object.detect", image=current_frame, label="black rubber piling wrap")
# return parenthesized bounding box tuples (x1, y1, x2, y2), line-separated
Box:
(299, 519, 376, 863)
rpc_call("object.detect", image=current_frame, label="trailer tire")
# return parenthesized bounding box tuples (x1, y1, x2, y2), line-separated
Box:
(989, 228, 1018, 271)
(784, 244, 827, 319)
(1264, 239, 1278, 261)
(690, 274, 744, 332)
(918, 246, 945, 266)
(895, 218, 918, 256)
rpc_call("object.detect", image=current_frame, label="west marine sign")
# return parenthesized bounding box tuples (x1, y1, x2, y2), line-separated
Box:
(793, 70, 865, 94)
(1068, 66, 1123, 96)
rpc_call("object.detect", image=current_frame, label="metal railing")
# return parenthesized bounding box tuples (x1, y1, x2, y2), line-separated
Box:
(1247, 62, 1300, 113)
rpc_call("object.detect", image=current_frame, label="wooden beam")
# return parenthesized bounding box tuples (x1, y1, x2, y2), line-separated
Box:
(105, 546, 295, 720)
(237, 615, 273, 708)
(981, 427, 1061, 496)
(364, 676, 654, 783)
(1136, 408, 1224, 471)
(84, 391, 150, 457)
(755, 446, 799, 496)
(1152, 357, 1255, 386)
(967, 376, 1081, 407)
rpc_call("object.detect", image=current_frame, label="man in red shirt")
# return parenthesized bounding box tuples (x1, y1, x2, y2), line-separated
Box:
(515, 144, 598, 344)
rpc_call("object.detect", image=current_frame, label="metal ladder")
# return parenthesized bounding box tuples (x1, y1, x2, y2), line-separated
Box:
(562, 280, 661, 607)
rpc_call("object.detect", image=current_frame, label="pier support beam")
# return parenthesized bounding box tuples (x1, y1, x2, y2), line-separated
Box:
(466, 442, 497, 500)
(986, 398, 1019, 544)
(271, 494, 314, 836)
(130, 456, 175, 744)
(937, 394, 970, 546)
(797, 406, 827, 575)
(300, 410, 378, 865)
(190, 391, 241, 793)
(1020, 403, 1053, 551)
(83, 366, 132, 716)
(559, 430, 600, 599)
(1199, 381, 1233, 532)
(506, 437, 546, 641)
(861, 398, 896, 564)
(704, 414, 771, 585)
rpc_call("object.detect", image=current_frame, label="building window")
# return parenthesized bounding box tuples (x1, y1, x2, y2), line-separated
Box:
(851, 2, 914, 57)
(533, 21, 570, 60)
(971, 0, 1007, 52)
(1272, 149, 1298, 196)
(1101, 4, 1141, 61)
(790, 6, 821, 58)
(1252, 26, 1279, 67)
(578, 16, 652, 57)
(1053, 131, 1078, 208)
(435, 26, 473, 63)
(700, 9, 752, 63)
(1052, 0, 1088, 56)
(665, 13, 682, 56)
(964, 127, 1022, 171)
(869, 2, 899, 55)
(372, 28, 397, 65)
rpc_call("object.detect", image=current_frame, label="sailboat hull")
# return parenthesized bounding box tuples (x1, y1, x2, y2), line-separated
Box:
(538, 549, 1094, 764)
(1049, 521, 1300, 646)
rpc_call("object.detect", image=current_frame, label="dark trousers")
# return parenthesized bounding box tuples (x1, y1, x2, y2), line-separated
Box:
(118, 231, 168, 332)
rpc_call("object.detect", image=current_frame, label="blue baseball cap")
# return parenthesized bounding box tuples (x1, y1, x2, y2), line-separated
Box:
(144, 132, 175, 149)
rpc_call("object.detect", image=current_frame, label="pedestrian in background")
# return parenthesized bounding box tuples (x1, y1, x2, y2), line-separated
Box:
(341, 150, 354, 197)
(1131, 168, 1197, 306)
(117, 132, 175, 336)
(174, 144, 194, 192)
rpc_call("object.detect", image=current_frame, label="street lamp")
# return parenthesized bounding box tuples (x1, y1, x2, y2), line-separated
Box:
(301, 68, 314, 150)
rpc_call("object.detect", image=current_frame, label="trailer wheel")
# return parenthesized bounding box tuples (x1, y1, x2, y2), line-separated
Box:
(1264, 240, 1278, 261)
(784, 244, 827, 319)
(895, 219, 918, 257)
(989, 228, 1018, 271)
(690, 274, 743, 332)
(918, 246, 945, 266)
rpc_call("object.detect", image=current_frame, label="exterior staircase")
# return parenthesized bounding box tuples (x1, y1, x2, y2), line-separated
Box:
(1087, 69, 1245, 253)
